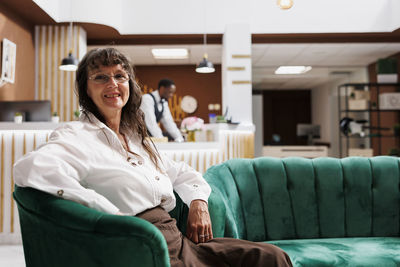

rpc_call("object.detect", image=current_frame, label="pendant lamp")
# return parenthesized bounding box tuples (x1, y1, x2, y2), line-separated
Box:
(59, 22, 78, 71)
(196, 33, 215, 73)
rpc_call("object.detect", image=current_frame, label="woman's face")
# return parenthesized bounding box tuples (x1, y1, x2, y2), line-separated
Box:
(86, 64, 130, 118)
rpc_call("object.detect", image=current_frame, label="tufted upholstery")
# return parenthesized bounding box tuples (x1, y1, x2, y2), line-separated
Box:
(203, 156, 400, 266)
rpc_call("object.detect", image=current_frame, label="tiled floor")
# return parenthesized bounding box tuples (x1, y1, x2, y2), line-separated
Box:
(0, 245, 25, 267)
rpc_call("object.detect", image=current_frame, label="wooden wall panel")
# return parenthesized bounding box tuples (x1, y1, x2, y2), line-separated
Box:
(135, 65, 222, 125)
(35, 25, 86, 121)
(0, 3, 35, 101)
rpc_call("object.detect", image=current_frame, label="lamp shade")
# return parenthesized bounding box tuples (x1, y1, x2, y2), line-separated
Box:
(196, 55, 215, 73)
(59, 52, 78, 71)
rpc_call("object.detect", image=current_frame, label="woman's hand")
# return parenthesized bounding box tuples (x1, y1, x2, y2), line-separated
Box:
(186, 199, 213, 243)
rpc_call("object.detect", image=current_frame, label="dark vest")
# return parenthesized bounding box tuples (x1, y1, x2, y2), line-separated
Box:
(148, 93, 164, 123)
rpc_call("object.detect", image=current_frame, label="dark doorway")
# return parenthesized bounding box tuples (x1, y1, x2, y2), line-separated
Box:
(263, 90, 311, 145)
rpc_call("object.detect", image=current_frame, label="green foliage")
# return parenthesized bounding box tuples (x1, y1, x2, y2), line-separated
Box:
(74, 110, 80, 118)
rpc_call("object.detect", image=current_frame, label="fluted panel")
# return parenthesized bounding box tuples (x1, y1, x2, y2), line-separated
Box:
(219, 130, 254, 160)
(35, 25, 87, 121)
(0, 130, 52, 244)
(162, 149, 220, 174)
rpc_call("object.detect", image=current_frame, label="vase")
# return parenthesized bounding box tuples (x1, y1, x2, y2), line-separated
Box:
(51, 116, 60, 123)
(14, 116, 23, 123)
(187, 131, 196, 142)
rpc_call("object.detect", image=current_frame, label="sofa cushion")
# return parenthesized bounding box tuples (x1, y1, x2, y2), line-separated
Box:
(269, 237, 400, 266)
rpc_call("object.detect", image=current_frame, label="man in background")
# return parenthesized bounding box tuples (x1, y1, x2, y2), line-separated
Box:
(140, 79, 184, 142)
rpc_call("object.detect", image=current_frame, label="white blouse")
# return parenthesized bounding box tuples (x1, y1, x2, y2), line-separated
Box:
(13, 113, 211, 216)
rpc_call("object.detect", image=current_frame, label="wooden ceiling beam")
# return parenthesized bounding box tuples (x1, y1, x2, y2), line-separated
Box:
(252, 32, 400, 43)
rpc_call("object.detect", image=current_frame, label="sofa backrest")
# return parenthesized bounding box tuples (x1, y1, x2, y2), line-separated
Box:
(204, 156, 400, 242)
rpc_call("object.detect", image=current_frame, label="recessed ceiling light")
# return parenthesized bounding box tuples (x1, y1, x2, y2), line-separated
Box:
(275, 66, 312, 74)
(151, 48, 189, 59)
(277, 0, 294, 10)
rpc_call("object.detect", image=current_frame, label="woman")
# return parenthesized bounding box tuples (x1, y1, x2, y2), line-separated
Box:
(14, 48, 292, 267)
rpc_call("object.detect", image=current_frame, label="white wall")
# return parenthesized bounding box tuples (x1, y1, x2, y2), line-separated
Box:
(34, 0, 400, 35)
(312, 68, 369, 157)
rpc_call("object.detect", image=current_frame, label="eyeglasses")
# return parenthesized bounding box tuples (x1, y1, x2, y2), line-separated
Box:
(88, 73, 130, 84)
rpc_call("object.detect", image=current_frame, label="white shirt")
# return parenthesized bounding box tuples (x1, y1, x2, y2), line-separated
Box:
(140, 90, 184, 142)
(13, 112, 211, 216)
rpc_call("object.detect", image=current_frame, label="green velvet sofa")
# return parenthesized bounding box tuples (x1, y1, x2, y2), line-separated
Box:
(14, 156, 400, 266)
(203, 156, 400, 266)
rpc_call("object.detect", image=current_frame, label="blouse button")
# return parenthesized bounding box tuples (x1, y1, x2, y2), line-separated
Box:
(155, 176, 160, 181)
(57, 189, 64, 196)
(131, 162, 137, 167)
(161, 198, 166, 203)
(138, 160, 143, 165)
(127, 157, 132, 162)
(193, 184, 199, 188)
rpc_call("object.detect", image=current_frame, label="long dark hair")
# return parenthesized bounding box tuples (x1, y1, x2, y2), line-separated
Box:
(75, 48, 161, 168)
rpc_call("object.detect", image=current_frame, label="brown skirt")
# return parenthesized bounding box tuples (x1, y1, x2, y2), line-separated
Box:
(136, 207, 292, 267)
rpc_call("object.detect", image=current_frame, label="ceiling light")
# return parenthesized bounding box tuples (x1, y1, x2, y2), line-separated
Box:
(59, 52, 78, 71)
(195, 1, 215, 74)
(275, 66, 312, 75)
(277, 0, 294, 10)
(151, 48, 188, 59)
(59, 22, 78, 71)
(196, 53, 215, 73)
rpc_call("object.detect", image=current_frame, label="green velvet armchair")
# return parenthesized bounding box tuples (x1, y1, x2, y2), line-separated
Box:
(204, 156, 400, 266)
(13, 186, 180, 267)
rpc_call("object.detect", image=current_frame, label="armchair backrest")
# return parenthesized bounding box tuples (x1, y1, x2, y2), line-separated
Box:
(204, 156, 400, 242)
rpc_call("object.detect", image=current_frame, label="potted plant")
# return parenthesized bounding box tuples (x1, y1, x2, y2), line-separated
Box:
(376, 58, 398, 83)
(51, 111, 60, 123)
(393, 123, 400, 136)
(388, 147, 400, 157)
(14, 112, 23, 123)
(74, 110, 80, 120)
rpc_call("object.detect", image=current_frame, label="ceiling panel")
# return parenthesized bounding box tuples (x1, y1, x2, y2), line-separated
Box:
(89, 42, 400, 89)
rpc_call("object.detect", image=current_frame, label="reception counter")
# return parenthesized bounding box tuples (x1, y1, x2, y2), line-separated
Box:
(0, 122, 254, 244)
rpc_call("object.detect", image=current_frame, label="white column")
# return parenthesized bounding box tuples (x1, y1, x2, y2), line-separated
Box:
(222, 24, 252, 125)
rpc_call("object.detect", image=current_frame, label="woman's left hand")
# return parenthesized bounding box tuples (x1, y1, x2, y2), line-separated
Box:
(186, 199, 213, 243)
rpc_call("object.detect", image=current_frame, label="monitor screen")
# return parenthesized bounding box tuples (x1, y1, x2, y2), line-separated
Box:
(0, 100, 51, 122)
(296, 124, 321, 138)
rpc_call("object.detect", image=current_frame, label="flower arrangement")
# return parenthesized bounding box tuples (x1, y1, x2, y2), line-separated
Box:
(181, 116, 204, 132)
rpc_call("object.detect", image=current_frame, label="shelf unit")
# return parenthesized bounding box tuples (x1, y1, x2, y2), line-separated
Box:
(338, 83, 400, 157)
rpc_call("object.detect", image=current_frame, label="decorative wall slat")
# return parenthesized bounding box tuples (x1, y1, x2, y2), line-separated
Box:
(35, 25, 87, 121)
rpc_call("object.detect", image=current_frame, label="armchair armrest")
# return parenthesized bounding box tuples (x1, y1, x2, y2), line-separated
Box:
(13, 186, 170, 267)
